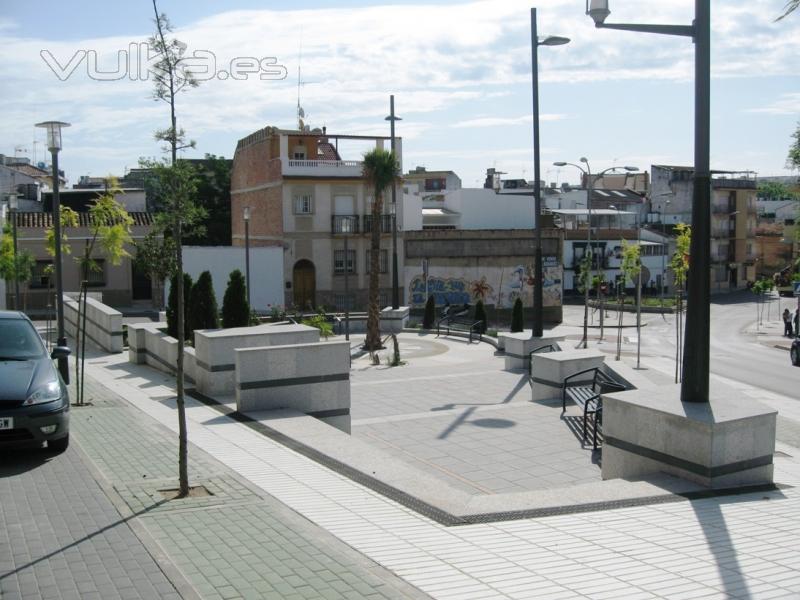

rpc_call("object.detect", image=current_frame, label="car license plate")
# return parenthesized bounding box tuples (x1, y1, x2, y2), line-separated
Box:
(0, 417, 12, 430)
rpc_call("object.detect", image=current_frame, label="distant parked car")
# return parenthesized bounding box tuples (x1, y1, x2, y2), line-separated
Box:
(792, 337, 800, 367)
(0, 311, 71, 452)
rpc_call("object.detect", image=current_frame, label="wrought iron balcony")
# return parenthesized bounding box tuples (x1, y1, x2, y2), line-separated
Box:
(362, 214, 394, 234)
(331, 215, 360, 234)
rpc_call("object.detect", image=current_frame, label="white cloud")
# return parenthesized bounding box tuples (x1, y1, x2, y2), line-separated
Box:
(745, 92, 800, 115)
(452, 114, 567, 128)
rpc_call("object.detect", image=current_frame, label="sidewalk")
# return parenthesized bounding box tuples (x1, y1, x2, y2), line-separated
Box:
(73, 338, 800, 599)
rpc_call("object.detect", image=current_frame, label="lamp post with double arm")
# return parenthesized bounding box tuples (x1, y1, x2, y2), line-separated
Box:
(554, 160, 638, 347)
(385, 96, 402, 309)
(586, 0, 711, 403)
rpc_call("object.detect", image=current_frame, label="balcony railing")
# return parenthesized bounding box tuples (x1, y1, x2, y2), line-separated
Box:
(362, 214, 394, 234)
(331, 215, 360, 234)
(288, 159, 362, 168)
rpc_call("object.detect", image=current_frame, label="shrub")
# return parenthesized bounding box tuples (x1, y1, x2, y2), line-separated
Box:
(510, 297, 524, 332)
(422, 295, 436, 329)
(166, 272, 193, 340)
(221, 269, 250, 328)
(189, 271, 219, 335)
(302, 312, 334, 339)
(474, 300, 487, 334)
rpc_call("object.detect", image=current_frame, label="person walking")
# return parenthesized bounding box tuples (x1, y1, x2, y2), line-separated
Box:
(794, 307, 799, 338)
(783, 308, 794, 337)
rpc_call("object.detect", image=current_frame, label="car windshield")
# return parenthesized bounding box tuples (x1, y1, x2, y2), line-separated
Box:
(0, 319, 46, 360)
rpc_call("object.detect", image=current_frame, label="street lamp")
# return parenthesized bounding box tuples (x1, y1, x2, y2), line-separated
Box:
(530, 7, 570, 338)
(341, 216, 352, 341)
(7, 193, 19, 311)
(554, 160, 638, 347)
(385, 95, 402, 309)
(243, 206, 251, 309)
(35, 120, 70, 383)
(586, 0, 710, 404)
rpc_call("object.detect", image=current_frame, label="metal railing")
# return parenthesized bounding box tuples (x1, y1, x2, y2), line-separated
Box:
(331, 215, 360, 234)
(287, 159, 362, 168)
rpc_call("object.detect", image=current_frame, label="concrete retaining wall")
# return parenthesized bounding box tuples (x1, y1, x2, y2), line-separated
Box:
(63, 294, 123, 353)
(193, 323, 320, 396)
(236, 340, 351, 433)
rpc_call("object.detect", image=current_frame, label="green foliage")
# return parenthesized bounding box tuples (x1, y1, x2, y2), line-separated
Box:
(141, 158, 205, 237)
(0, 224, 35, 286)
(474, 299, 487, 334)
(134, 231, 177, 282)
(510, 298, 524, 332)
(576, 253, 592, 294)
(620, 239, 642, 290)
(670, 223, 691, 288)
(78, 179, 134, 280)
(183, 155, 232, 246)
(221, 269, 250, 328)
(422, 295, 436, 329)
(789, 121, 800, 170)
(189, 271, 218, 334)
(302, 311, 334, 339)
(167, 272, 193, 340)
(750, 278, 775, 295)
(45, 205, 79, 259)
(758, 180, 798, 200)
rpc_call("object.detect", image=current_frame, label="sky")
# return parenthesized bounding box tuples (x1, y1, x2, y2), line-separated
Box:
(1, 0, 799, 188)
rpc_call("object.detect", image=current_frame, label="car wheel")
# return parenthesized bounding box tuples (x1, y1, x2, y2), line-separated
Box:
(48, 435, 69, 453)
(791, 347, 800, 367)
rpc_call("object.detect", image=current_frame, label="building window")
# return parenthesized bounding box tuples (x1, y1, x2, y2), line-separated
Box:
(334, 249, 356, 275)
(424, 178, 446, 192)
(292, 145, 306, 160)
(366, 249, 388, 274)
(30, 260, 53, 289)
(294, 194, 313, 214)
(86, 259, 106, 287)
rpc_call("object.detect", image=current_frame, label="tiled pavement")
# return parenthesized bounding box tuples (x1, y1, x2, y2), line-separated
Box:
(0, 440, 182, 600)
(80, 344, 800, 600)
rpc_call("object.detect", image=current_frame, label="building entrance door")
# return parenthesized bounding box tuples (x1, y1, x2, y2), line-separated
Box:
(293, 260, 316, 310)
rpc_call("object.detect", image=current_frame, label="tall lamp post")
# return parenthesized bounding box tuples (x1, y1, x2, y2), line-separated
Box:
(385, 95, 402, 309)
(586, 0, 710, 403)
(530, 7, 570, 337)
(554, 160, 638, 347)
(243, 206, 251, 309)
(8, 193, 20, 311)
(36, 120, 70, 383)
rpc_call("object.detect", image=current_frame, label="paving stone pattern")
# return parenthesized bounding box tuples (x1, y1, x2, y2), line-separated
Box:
(70, 374, 431, 600)
(0, 445, 181, 600)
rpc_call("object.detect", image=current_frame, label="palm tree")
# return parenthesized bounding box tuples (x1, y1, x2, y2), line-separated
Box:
(362, 148, 399, 351)
(777, 0, 799, 19)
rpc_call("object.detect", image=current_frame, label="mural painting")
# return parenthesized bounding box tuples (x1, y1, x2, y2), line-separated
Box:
(406, 264, 562, 309)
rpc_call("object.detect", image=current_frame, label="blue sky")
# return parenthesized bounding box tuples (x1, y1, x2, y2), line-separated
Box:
(1, 0, 798, 187)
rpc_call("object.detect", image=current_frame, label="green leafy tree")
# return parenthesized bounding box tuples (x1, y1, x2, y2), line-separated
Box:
(474, 299, 487, 334)
(167, 273, 193, 340)
(616, 239, 642, 360)
(422, 295, 435, 329)
(183, 155, 232, 246)
(758, 180, 797, 200)
(671, 223, 691, 382)
(134, 231, 177, 309)
(0, 224, 35, 310)
(788, 121, 800, 170)
(189, 271, 219, 335)
(222, 269, 250, 328)
(511, 297, 524, 332)
(302, 310, 334, 339)
(362, 148, 399, 351)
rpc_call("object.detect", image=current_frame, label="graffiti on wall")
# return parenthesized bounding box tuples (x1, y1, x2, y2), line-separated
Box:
(406, 264, 562, 308)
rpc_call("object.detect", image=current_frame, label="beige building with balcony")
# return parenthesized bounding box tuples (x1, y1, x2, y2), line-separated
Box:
(230, 126, 404, 310)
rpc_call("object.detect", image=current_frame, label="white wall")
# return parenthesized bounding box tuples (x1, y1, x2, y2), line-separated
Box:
(459, 188, 535, 230)
(401, 192, 423, 230)
(165, 246, 284, 312)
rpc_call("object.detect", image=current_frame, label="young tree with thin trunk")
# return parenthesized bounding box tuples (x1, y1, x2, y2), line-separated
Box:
(362, 148, 399, 352)
(0, 224, 35, 310)
(149, 0, 202, 498)
(617, 239, 641, 361)
(671, 223, 691, 383)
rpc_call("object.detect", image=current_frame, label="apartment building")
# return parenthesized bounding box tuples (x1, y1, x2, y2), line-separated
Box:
(230, 126, 404, 310)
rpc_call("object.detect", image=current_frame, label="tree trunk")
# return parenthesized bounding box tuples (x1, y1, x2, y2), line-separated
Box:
(365, 195, 383, 351)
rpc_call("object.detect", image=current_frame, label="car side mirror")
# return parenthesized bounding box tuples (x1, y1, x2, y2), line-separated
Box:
(50, 346, 71, 360)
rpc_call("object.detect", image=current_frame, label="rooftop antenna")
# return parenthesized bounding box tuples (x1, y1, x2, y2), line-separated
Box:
(296, 32, 318, 133)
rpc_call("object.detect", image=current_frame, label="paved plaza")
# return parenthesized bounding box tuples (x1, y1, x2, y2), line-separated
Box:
(2, 314, 800, 599)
